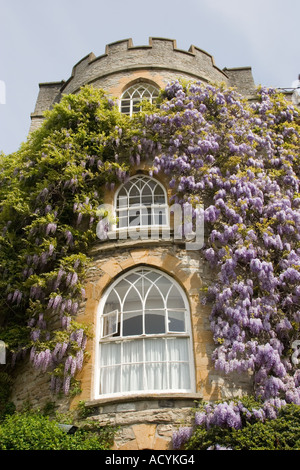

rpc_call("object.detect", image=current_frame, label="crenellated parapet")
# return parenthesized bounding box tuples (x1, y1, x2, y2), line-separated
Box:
(30, 37, 256, 132)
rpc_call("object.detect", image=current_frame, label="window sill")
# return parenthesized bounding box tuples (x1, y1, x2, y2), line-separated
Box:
(90, 234, 186, 255)
(85, 392, 202, 409)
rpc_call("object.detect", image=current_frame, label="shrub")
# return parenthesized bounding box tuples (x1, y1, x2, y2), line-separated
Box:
(185, 404, 300, 450)
(0, 411, 115, 450)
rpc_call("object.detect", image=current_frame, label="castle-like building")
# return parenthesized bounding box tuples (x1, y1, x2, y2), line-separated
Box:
(14, 38, 259, 450)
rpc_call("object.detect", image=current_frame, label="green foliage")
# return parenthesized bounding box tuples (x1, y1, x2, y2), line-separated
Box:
(185, 404, 300, 450)
(0, 371, 15, 420)
(0, 410, 116, 450)
(0, 85, 135, 394)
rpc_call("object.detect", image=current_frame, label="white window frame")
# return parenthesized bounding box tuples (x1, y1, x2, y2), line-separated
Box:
(94, 267, 195, 399)
(119, 83, 159, 116)
(114, 175, 169, 234)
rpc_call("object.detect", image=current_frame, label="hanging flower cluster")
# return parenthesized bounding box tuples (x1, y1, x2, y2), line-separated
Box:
(135, 80, 300, 407)
(0, 86, 133, 395)
(1, 79, 300, 411)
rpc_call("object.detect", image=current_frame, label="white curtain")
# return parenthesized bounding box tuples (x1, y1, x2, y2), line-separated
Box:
(99, 337, 190, 394)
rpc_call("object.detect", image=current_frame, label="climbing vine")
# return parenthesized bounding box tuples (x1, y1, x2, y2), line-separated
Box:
(1, 80, 300, 417)
(0, 86, 135, 395)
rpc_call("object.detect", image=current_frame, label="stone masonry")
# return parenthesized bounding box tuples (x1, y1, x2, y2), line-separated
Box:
(10, 38, 258, 450)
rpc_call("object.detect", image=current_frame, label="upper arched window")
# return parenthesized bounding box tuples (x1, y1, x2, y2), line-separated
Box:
(96, 267, 194, 397)
(115, 175, 168, 230)
(120, 83, 159, 116)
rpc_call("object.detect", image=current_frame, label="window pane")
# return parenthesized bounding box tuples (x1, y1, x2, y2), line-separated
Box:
(153, 208, 166, 225)
(167, 337, 189, 361)
(117, 195, 128, 209)
(123, 284, 143, 311)
(102, 310, 119, 337)
(115, 279, 131, 303)
(169, 362, 190, 390)
(129, 184, 140, 197)
(129, 208, 141, 227)
(154, 186, 165, 203)
(100, 342, 121, 366)
(145, 285, 165, 309)
(123, 312, 143, 336)
(122, 364, 143, 392)
(145, 310, 165, 334)
(132, 100, 140, 112)
(167, 338, 190, 389)
(145, 338, 166, 362)
(103, 290, 120, 315)
(141, 207, 152, 226)
(132, 90, 141, 98)
(145, 363, 168, 390)
(167, 285, 185, 309)
(168, 310, 185, 332)
(122, 340, 144, 391)
(100, 365, 121, 394)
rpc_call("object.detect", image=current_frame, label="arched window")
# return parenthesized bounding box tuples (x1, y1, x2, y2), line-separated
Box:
(120, 83, 159, 116)
(115, 175, 168, 230)
(96, 267, 194, 397)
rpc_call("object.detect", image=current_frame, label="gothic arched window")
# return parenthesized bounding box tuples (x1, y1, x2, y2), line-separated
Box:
(115, 175, 168, 230)
(120, 83, 159, 116)
(95, 267, 194, 397)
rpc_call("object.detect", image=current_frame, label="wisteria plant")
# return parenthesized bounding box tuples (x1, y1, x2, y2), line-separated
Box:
(0, 86, 134, 395)
(0, 79, 300, 423)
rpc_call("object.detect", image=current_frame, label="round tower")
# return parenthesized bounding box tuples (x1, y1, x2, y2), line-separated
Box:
(12, 38, 257, 450)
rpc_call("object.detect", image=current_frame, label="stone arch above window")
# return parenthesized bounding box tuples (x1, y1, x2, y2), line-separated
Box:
(120, 82, 159, 116)
(95, 266, 195, 398)
(115, 175, 168, 231)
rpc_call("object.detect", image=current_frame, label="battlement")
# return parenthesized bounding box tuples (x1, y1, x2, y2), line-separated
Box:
(30, 37, 256, 132)
(61, 37, 228, 95)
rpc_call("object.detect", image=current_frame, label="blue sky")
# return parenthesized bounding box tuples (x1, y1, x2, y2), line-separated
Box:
(1, 0, 299, 154)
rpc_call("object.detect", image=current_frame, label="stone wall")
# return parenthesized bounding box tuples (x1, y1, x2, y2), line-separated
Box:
(30, 37, 256, 132)
(8, 165, 253, 450)
(13, 39, 258, 449)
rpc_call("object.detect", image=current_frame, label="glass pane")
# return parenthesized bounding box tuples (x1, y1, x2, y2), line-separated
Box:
(123, 339, 143, 363)
(100, 365, 121, 394)
(153, 208, 166, 225)
(167, 337, 189, 361)
(102, 310, 119, 337)
(132, 100, 140, 113)
(103, 290, 120, 315)
(129, 195, 140, 205)
(168, 362, 190, 390)
(122, 364, 144, 392)
(145, 285, 165, 309)
(145, 338, 166, 362)
(154, 275, 172, 298)
(167, 285, 185, 309)
(123, 312, 143, 336)
(129, 208, 141, 227)
(122, 340, 144, 391)
(123, 284, 142, 312)
(141, 207, 152, 226)
(115, 279, 131, 303)
(132, 90, 141, 98)
(100, 342, 121, 366)
(142, 183, 152, 197)
(117, 195, 128, 209)
(129, 184, 140, 197)
(154, 186, 165, 203)
(145, 363, 168, 390)
(145, 310, 165, 334)
(118, 215, 128, 229)
(168, 310, 185, 332)
(141, 195, 153, 206)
